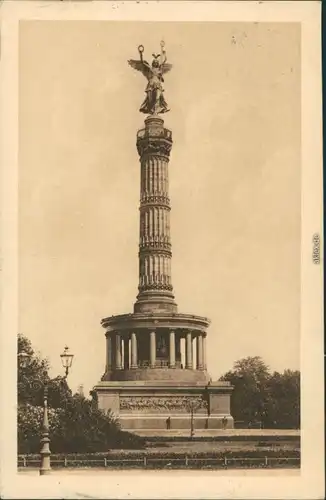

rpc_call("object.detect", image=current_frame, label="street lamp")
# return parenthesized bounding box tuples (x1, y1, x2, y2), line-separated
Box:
(39, 384, 51, 475)
(60, 345, 74, 378)
(18, 350, 30, 369)
(190, 404, 195, 438)
(18, 345, 74, 476)
(185, 399, 202, 439)
(18, 349, 51, 476)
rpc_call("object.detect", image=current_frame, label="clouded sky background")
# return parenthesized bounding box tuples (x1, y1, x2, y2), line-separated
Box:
(19, 21, 301, 395)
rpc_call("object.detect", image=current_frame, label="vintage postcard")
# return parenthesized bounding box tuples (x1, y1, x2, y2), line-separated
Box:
(0, 1, 324, 499)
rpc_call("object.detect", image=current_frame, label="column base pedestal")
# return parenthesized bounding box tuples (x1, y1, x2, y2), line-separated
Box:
(93, 379, 234, 432)
(134, 292, 178, 314)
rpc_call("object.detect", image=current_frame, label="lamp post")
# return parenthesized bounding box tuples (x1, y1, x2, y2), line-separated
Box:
(18, 345, 74, 476)
(60, 346, 74, 378)
(185, 399, 201, 439)
(190, 405, 195, 438)
(39, 383, 51, 475)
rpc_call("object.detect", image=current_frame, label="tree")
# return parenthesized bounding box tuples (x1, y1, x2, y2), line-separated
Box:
(232, 357, 270, 380)
(18, 404, 64, 454)
(17, 334, 145, 453)
(47, 376, 73, 409)
(18, 333, 50, 406)
(54, 394, 118, 452)
(220, 356, 270, 427)
(220, 356, 300, 429)
(264, 370, 300, 429)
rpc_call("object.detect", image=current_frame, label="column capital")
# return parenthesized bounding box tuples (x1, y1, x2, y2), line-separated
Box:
(136, 128, 173, 159)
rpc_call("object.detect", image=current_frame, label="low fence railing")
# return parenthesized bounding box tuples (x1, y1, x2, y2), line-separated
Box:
(18, 455, 300, 469)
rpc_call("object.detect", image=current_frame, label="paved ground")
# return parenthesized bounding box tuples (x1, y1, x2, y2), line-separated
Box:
(18, 467, 300, 476)
(132, 429, 300, 438)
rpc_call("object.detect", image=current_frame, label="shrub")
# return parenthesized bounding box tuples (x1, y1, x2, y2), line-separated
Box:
(18, 334, 146, 453)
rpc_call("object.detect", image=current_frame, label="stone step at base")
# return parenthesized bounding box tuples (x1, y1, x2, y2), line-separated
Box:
(129, 429, 300, 439)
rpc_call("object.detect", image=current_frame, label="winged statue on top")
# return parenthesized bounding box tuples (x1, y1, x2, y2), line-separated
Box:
(128, 41, 172, 115)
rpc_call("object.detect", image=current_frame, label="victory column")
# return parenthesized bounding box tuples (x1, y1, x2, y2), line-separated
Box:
(93, 42, 233, 432)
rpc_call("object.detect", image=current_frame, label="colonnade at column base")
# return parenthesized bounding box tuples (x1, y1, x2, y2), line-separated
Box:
(101, 311, 210, 376)
(95, 311, 235, 432)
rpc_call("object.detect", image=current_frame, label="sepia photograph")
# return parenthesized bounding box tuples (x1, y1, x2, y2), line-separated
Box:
(0, 1, 323, 499)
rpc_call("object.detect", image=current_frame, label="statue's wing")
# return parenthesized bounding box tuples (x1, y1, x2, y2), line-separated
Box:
(128, 59, 152, 78)
(161, 62, 173, 74)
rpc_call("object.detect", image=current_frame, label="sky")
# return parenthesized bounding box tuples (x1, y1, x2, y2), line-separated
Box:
(19, 20, 301, 396)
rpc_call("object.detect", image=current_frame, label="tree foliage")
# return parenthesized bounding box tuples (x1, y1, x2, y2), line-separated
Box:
(264, 370, 300, 429)
(17, 334, 145, 453)
(18, 404, 64, 454)
(18, 334, 50, 406)
(220, 356, 300, 429)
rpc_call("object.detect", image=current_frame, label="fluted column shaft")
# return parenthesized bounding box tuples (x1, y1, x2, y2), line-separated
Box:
(150, 331, 156, 368)
(131, 332, 138, 368)
(186, 332, 193, 369)
(138, 155, 172, 290)
(135, 116, 176, 313)
(169, 330, 176, 368)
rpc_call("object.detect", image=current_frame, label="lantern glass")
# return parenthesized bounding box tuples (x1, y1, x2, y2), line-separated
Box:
(18, 350, 30, 368)
(60, 346, 74, 369)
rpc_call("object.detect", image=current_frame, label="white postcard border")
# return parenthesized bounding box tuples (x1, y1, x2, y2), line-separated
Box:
(0, 2, 323, 499)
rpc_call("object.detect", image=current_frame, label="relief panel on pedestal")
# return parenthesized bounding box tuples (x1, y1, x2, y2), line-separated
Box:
(120, 395, 208, 412)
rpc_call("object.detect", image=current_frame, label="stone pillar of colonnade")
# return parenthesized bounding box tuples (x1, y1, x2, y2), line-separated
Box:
(196, 334, 204, 370)
(106, 334, 112, 372)
(169, 330, 176, 368)
(150, 331, 156, 368)
(115, 332, 122, 370)
(131, 332, 138, 369)
(203, 334, 207, 370)
(123, 336, 129, 369)
(185, 331, 193, 369)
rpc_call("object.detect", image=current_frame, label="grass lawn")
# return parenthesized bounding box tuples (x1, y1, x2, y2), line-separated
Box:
(144, 440, 299, 454)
